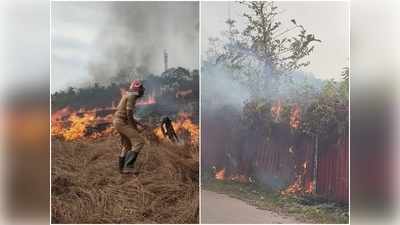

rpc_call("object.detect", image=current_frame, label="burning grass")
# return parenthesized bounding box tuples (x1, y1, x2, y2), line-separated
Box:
(51, 136, 199, 223)
(202, 179, 348, 224)
(153, 112, 199, 146)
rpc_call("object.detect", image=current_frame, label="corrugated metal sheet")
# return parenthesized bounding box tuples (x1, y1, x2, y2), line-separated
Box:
(202, 112, 349, 203)
(317, 136, 349, 203)
(252, 133, 349, 203)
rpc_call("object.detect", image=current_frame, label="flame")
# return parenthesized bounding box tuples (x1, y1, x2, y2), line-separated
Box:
(119, 86, 158, 106)
(271, 100, 283, 122)
(280, 179, 304, 195)
(281, 160, 313, 195)
(63, 113, 96, 141)
(305, 180, 313, 193)
(120, 88, 157, 106)
(214, 168, 250, 183)
(215, 169, 225, 180)
(51, 107, 114, 141)
(153, 112, 199, 145)
(136, 94, 156, 105)
(290, 104, 301, 129)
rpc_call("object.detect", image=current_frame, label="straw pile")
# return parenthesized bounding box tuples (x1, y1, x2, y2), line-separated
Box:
(51, 136, 199, 223)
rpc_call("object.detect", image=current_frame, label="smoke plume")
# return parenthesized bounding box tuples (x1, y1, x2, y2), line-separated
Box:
(88, 1, 199, 85)
(201, 64, 250, 113)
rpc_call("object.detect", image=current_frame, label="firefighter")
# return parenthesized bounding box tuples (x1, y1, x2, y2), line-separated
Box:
(113, 80, 147, 174)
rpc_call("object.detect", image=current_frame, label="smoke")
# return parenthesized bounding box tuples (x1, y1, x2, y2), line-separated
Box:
(201, 63, 250, 113)
(202, 62, 324, 115)
(88, 1, 199, 85)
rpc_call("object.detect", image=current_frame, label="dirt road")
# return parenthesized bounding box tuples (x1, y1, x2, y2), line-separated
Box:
(201, 190, 299, 224)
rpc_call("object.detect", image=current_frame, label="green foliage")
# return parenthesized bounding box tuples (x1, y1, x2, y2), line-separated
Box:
(239, 75, 348, 144)
(208, 2, 321, 78)
(301, 78, 348, 140)
(51, 83, 120, 111)
(242, 98, 273, 137)
(240, 1, 321, 75)
(205, 1, 322, 97)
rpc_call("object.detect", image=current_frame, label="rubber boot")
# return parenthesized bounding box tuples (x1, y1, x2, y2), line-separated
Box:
(118, 156, 125, 173)
(122, 150, 139, 174)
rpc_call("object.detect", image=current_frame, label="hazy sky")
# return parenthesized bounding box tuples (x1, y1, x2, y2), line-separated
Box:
(52, 1, 348, 93)
(201, 1, 349, 80)
(52, 1, 199, 93)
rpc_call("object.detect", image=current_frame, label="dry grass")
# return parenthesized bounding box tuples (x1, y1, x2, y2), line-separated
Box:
(51, 136, 199, 224)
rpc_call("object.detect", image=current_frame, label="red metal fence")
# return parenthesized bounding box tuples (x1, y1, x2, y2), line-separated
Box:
(202, 114, 349, 203)
(253, 133, 349, 203)
(316, 136, 349, 203)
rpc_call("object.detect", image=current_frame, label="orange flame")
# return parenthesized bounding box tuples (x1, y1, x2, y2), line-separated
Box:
(120, 88, 157, 106)
(51, 107, 114, 141)
(63, 113, 96, 141)
(290, 104, 301, 129)
(153, 112, 199, 145)
(215, 169, 225, 180)
(271, 100, 283, 122)
(214, 168, 250, 183)
(136, 94, 156, 105)
(281, 160, 313, 195)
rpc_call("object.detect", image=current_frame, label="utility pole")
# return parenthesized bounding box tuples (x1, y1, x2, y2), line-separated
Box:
(164, 49, 168, 72)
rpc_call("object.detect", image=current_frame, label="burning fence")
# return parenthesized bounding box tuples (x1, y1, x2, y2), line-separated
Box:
(203, 99, 348, 203)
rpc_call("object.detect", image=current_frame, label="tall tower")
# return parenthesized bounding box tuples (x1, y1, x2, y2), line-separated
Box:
(163, 49, 168, 72)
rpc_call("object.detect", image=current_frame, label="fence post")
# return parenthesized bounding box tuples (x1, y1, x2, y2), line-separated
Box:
(313, 135, 319, 194)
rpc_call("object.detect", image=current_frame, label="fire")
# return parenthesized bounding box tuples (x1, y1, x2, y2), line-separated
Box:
(153, 112, 199, 145)
(63, 113, 96, 141)
(120, 88, 157, 106)
(280, 179, 304, 195)
(214, 168, 250, 183)
(290, 104, 301, 129)
(136, 94, 156, 105)
(305, 180, 313, 193)
(215, 169, 225, 180)
(281, 160, 313, 195)
(51, 107, 114, 141)
(271, 100, 283, 122)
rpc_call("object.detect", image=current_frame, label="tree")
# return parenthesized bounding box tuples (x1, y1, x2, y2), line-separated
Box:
(210, 2, 321, 75)
(241, 1, 321, 75)
(339, 66, 349, 102)
(205, 1, 321, 96)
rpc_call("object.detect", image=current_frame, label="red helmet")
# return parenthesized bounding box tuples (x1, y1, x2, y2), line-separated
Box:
(129, 80, 143, 92)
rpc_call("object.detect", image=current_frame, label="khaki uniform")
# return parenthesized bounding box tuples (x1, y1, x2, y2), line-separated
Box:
(113, 91, 145, 154)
